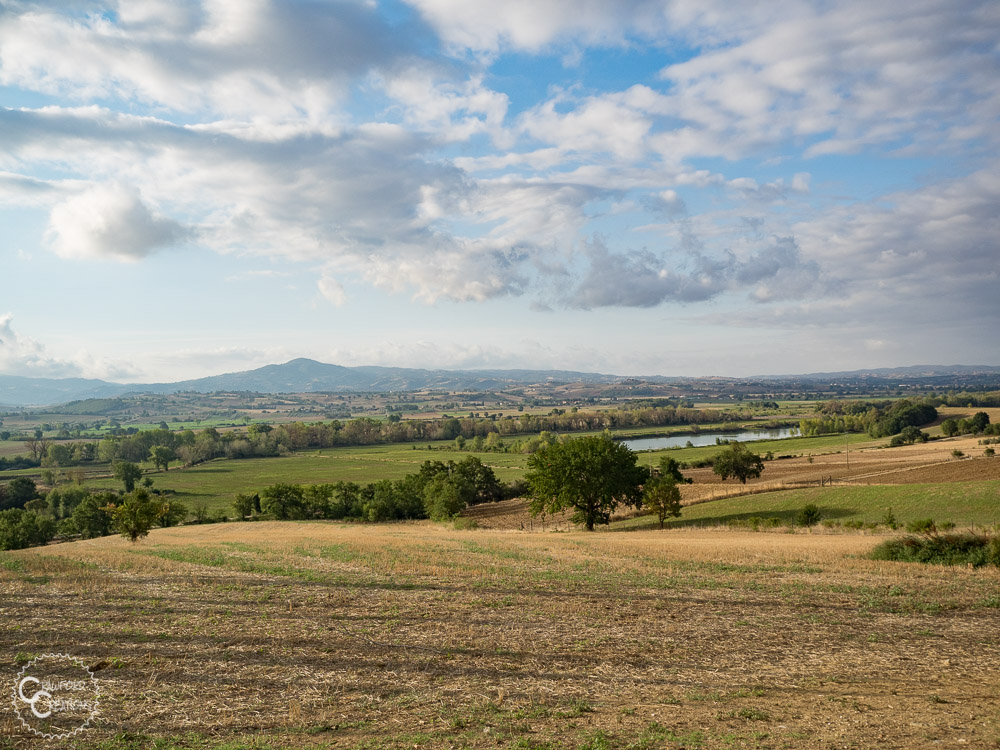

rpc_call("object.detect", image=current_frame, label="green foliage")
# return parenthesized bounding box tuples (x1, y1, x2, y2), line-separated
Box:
(233, 492, 258, 520)
(260, 483, 307, 520)
(643, 475, 682, 529)
(796, 503, 822, 527)
(866, 400, 938, 438)
(712, 442, 764, 484)
(0, 508, 56, 550)
(870, 532, 1000, 567)
(104, 489, 164, 543)
(525, 434, 648, 531)
(907, 518, 937, 534)
(112, 460, 143, 492)
(657, 456, 692, 484)
(157, 499, 189, 527)
(0, 476, 39, 511)
(149, 445, 177, 472)
(422, 475, 470, 521)
(70, 493, 115, 538)
(880, 507, 899, 530)
(940, 418, 959, 437)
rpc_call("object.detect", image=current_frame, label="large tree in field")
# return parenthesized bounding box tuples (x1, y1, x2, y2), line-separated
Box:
(712, 442, 765, 484)
(526, 434, 649, 531)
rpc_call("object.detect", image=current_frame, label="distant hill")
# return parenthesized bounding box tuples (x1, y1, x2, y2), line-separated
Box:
(1, 359, 998, 408)
(0, 374, 125, 408)
(0, 358, 621, 407)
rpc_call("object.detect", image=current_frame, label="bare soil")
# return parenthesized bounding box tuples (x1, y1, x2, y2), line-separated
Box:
(2, 523, 998, 749)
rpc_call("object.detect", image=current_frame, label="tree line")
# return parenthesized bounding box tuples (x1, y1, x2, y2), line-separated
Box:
(798, 399, 938, 438)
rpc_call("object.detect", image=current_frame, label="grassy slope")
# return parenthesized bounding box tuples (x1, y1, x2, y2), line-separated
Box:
(613, 480, 1000, 531)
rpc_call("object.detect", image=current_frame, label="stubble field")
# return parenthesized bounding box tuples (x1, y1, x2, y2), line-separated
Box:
(2, 522, 999, 749)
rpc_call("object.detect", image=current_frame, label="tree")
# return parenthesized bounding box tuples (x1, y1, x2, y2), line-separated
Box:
(422, 475, 470, 521)
(0, 477, 38, 510)
(149, 446, 176, 472)
(103, 489, 164, 543)
(971, 411, 991, 433)
(0, 509, 56, 550)
(643, 475, 682, 529)
(157, 499, 188, 527)
(233, 492, 257, 520)
(656, 456, 692, 484)
(712, 442, 765, 484)
(525, 434, 649, 531)
(260, 483, 307, 520)
(70, 494, 115, 538)
(112, 461, 143, 492)
(940, 418, 959, 437)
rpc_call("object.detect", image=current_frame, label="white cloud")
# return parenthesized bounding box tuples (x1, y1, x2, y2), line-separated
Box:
(45, 182, 189, 261)
(317, 272, 348, 307)
(403, 0, 672, 54)
(0, 314, 136, 379)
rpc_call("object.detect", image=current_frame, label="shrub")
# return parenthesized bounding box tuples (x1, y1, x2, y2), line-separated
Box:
(879, 508, 899, 530)
(796, 504, 822, 527)
(907, 518, 936, 534)
(870, 532, 1000, 567)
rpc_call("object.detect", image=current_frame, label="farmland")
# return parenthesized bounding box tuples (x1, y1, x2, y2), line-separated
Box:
(2, 522, 999, 749)
(2, 393, 1000, 748)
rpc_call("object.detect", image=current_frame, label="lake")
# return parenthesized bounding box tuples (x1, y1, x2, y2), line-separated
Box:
(620, 427, 799, 452)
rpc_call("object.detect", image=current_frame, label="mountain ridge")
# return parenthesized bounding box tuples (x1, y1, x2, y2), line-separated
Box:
(1, 359, 999, 408)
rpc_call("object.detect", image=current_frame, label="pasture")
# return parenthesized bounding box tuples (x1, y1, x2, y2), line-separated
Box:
(2, 522, 999, 749)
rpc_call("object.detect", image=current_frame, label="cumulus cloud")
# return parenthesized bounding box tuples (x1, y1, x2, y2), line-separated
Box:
(45, 183, 189, 261)
(0, 0, 422, 118)
(0, 0, 997, 358)
(0, 314, 80, 378)
(566, 235, 821, 309)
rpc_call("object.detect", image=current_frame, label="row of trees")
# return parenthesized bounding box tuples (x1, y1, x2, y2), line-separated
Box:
(941, 412, 994, 437)
(0, 482, 188, 550)
(234, 456, 508, 523)
(799, 399, 938, 438)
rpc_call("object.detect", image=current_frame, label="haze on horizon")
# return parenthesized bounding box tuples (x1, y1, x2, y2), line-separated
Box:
(1, 0, 998, 383)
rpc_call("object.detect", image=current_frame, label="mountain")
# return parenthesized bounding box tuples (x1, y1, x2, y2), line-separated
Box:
(0, 374, 126, 408)
(0, 359, 621, 407)
(2, 360, 998, 408)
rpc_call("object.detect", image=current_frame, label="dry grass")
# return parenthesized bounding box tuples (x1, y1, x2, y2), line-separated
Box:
(2, 522, 999, 749)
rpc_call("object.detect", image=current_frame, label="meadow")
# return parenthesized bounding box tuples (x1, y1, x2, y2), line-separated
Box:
(2, 522, 998, 749)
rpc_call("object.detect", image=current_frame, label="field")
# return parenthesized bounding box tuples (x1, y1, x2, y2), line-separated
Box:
(2, 522, 999, 749)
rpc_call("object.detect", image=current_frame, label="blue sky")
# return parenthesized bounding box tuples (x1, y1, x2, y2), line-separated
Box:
(1, 0, 998, 382)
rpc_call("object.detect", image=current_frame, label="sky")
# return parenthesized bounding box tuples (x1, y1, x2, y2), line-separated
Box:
(1, 0, 998, 383)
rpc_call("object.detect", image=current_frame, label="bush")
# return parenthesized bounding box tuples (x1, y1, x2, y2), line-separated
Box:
(879, 508, 899, 530)
(870, 532, 1000, 567)
(0, 509, 56, 550)
(907, 518, 936, 534)
(796, 504, 822, 527)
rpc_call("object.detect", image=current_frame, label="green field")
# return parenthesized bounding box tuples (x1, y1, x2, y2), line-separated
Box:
(613, 480, 1000, 531)
(82, 443, 533, 513)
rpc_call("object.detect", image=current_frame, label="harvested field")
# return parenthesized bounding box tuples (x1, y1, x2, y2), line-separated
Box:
(2, 522, 999, 749)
